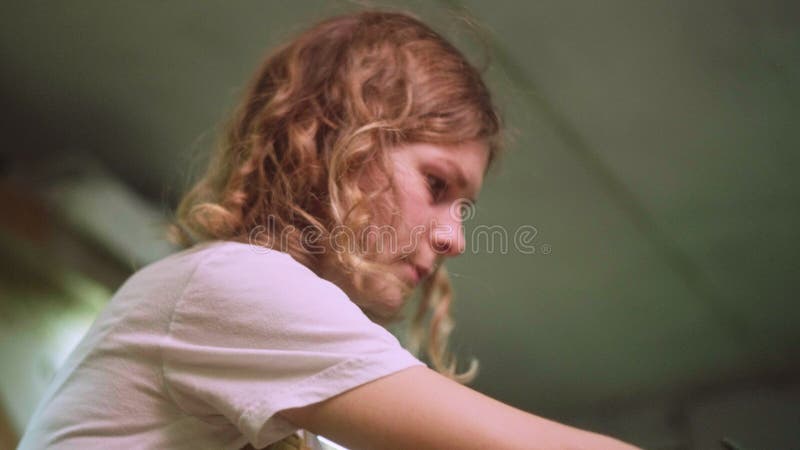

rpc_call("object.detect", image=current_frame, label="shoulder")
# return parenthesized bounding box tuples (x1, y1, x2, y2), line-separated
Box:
(172, 241, 375, 341)
(189, 240, 349, 307)
(191, 240, 316, 281)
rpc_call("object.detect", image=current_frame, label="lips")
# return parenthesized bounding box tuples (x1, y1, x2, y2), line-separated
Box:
(412, 264, 432, 284)
(398, 256, 433, 286)
(410, 264, 431, 286)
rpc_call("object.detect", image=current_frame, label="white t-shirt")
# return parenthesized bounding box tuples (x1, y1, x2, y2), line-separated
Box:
(18, 240, 425, 449)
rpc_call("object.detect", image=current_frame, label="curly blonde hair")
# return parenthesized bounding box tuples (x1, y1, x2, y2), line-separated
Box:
(169, 10, 501, 390)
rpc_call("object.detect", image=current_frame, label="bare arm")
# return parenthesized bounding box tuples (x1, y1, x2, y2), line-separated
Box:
(278, 366, 639, 450)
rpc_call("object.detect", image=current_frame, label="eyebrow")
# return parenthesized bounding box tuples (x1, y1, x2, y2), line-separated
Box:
(441, 159, 479, 205)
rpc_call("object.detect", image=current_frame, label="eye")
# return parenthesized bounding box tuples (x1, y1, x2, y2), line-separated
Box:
(425, 174, 448, 201)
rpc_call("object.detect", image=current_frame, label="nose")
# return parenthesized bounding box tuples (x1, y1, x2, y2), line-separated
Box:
(430, 213, 466, 257)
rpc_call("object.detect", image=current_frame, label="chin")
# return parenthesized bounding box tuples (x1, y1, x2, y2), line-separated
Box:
(349, 273, 414, 325)
(361, 294, 407, 325)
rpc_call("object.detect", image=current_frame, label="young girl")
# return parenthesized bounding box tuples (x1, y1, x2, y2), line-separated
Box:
(18, 10, 638, 450)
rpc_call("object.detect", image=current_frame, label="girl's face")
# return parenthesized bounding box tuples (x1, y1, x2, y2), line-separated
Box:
(324, 140, 490, 323)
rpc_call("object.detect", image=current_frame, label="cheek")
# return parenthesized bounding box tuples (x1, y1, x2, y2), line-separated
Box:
(400, 197, 431, 229)
(395, 181, 429, 219)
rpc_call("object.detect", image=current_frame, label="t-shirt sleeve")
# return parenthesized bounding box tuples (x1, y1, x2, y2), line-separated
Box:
(161, 244, 426, 448)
